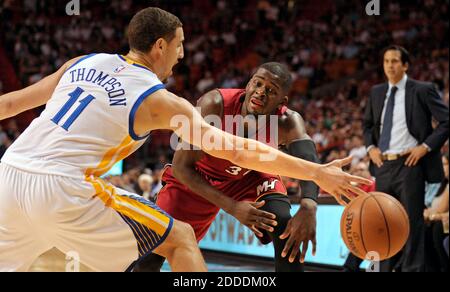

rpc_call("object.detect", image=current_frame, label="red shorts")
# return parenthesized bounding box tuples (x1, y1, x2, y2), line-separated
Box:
(156, 166, 287, 241)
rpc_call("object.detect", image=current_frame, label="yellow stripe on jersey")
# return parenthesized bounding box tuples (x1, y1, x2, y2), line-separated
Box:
(85, 135, 135, 177)
(92, 142, 136, 177)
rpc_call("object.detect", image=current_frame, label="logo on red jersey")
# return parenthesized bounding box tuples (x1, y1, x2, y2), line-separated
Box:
(256, 179, 279, 196)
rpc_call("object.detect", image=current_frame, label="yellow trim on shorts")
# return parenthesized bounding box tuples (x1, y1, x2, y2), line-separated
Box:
(84, 135, 170, 236)
(88, 178, 150, 253)
(85, 175, 170, 236)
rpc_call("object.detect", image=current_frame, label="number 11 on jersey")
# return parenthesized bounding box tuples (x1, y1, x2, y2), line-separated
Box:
(51, 87, 95, 131)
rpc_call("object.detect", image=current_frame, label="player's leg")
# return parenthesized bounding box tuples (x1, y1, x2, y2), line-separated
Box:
(131, 184, 171, 272)
(228, 172, 303, 272)
(152, 219, 207, 271)
(0, 207, 51, 271)
(133, 179, 219, 271)
(256, 194, 304, 272)
(0, 164, 52, 271)
(131, 253, 165, 272)
(53, 179, 206, 271)
(125, 221, 208, 273)
(342, 253, 363, 272)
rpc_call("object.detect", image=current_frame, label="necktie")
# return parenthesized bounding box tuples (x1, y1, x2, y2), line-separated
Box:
(379, 86, 398, 152)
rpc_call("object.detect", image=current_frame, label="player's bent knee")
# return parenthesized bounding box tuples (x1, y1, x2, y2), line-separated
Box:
(170, 220, 196, 244)
(153, 220, 196, 258)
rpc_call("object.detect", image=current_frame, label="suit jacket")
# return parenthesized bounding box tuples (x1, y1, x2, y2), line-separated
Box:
(363, 78, 449, 183)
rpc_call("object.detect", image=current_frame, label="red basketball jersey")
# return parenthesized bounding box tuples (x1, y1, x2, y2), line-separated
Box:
(194, 89, 287, 181)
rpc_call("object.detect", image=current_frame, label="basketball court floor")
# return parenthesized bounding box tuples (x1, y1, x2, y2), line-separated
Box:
(29, 248, 273, 272)
(29, 248, 337, 272)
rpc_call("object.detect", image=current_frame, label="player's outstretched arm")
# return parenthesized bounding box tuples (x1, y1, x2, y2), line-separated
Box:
(172, 142, 277, 235)
(0, 56, 82, 120)
(170, 90, 278, 234)
(138, 90, 371, 204)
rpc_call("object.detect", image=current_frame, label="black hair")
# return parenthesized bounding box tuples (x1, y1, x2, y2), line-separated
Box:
(127, 7, 182, 53)
(382, 45, 411, 65)
(258, 62, 293, 93)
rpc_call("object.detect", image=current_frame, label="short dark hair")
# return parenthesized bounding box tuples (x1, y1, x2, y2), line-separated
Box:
(382, 45, 411, 65)
(258, 62, 293, 93)
(127, 7, 182, 53)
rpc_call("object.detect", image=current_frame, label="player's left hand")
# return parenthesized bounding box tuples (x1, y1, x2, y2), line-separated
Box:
(279, 199, 317, 263)
(313, 156, 371, 206)
(228, 200, 277, 237)
(402, 145, 428, 167)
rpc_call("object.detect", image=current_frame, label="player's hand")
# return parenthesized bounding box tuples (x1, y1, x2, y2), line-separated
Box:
(279, 199, 317, 263)
(402, 145, 428, 167)
(424, 208, 432, 223)
(228, 200, 277, 237)
(313, 156, 371, 205)
(426, 212, 449, 222)
(368, 147, 383, 168)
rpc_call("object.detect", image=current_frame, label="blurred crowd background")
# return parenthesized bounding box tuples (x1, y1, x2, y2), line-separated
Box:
(0, 0, 448, 201)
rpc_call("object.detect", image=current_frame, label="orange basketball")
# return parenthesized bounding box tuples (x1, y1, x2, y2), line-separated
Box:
(340, 192, 410, 261)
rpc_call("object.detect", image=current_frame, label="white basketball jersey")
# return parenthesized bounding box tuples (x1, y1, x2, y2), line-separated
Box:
(2, 53, 164, 179)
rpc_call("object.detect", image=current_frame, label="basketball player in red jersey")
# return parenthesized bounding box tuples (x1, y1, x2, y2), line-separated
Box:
(135, 63, 330, 272)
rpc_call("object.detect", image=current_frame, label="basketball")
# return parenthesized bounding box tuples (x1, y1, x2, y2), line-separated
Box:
(340, 192, 410, 261)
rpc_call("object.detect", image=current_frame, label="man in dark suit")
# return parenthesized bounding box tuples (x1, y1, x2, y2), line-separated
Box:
(363, 45, 449, 272)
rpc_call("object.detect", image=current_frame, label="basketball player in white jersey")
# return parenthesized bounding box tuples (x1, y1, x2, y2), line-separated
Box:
(0, 7, 370, 272)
